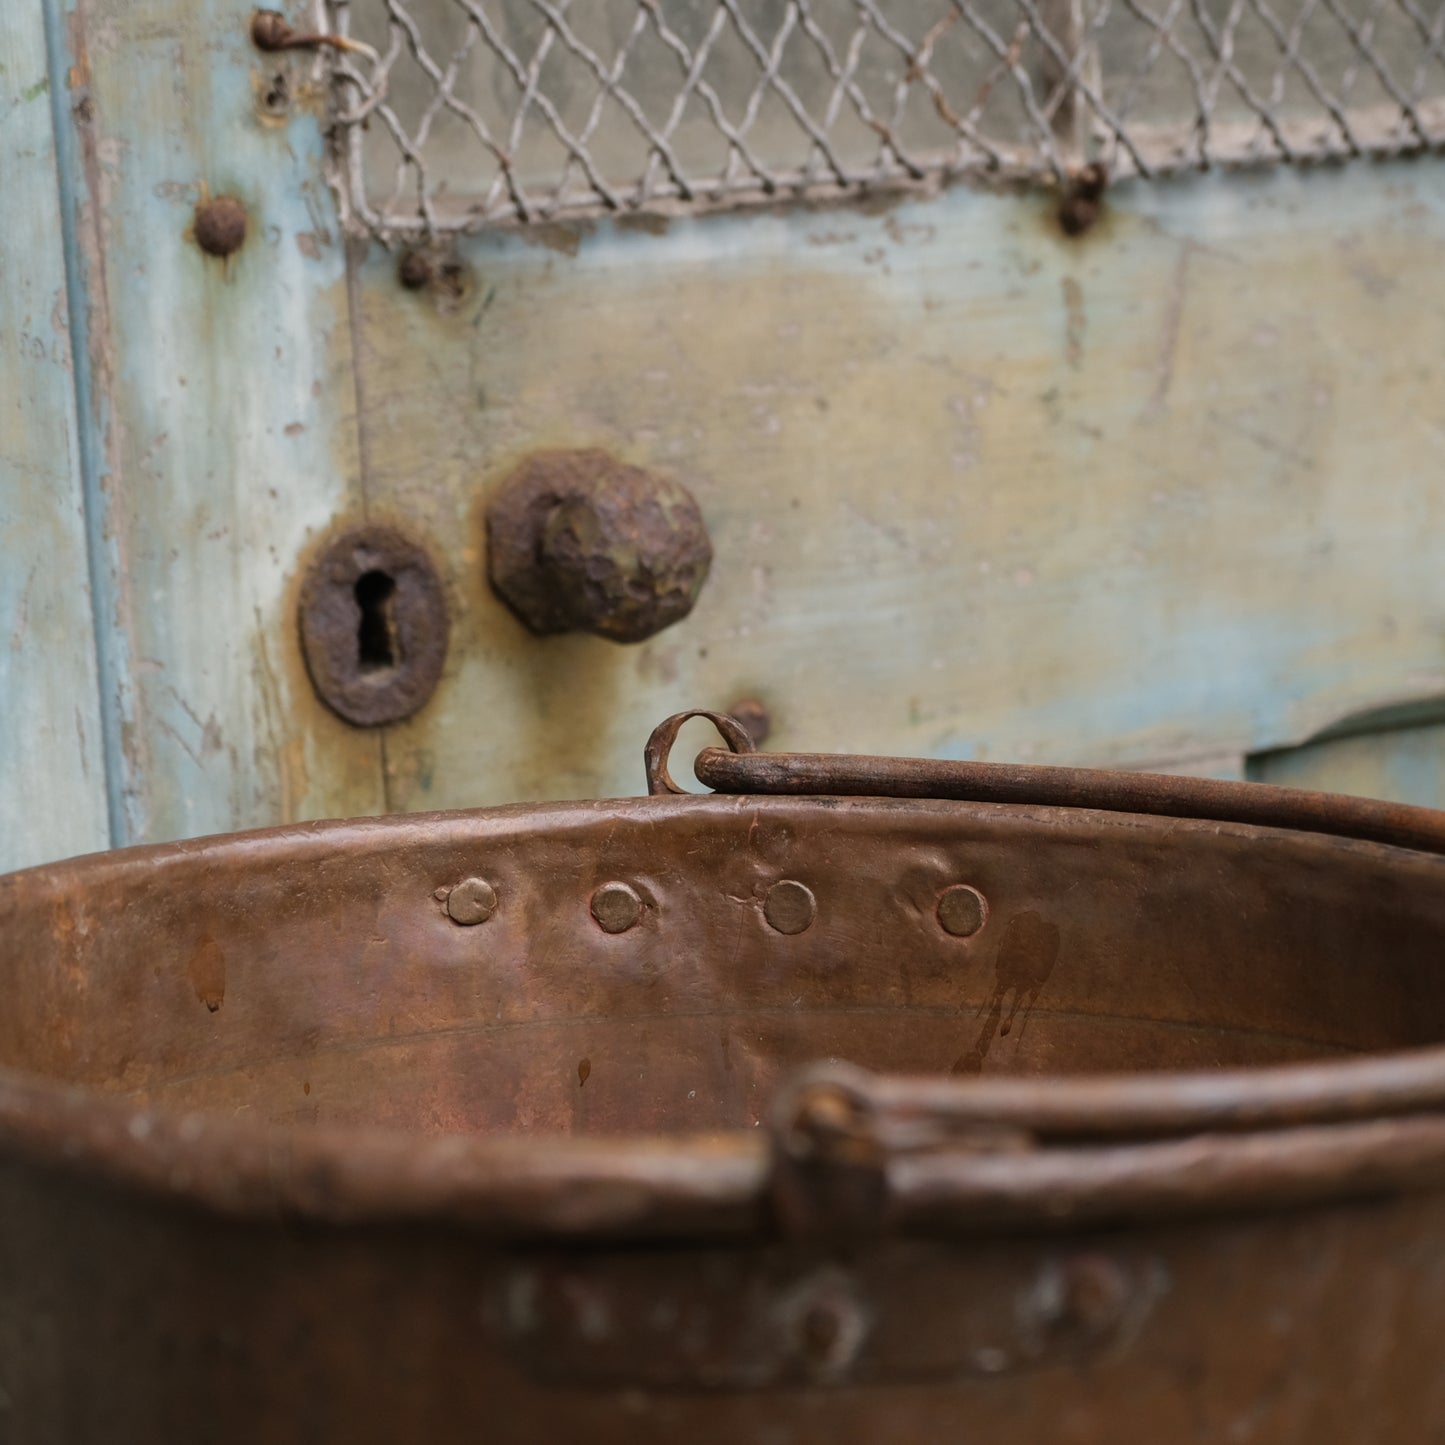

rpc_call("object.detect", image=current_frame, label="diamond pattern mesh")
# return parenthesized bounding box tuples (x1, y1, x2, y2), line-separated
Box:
(320, 0, 1445, 233)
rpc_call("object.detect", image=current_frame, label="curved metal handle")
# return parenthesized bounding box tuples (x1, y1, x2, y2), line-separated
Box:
(689, 740, 1445, 858)
(644, 710, 756, 795)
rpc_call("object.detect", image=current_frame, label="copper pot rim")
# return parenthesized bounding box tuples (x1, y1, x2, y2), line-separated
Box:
(4, 797, 1445, 1240)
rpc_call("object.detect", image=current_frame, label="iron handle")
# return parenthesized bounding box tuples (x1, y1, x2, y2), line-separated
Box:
(645, 711, 1445, 857)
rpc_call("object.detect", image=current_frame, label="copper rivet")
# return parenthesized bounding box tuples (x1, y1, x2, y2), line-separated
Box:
(765, 880, 816, 935)
(937, 884, 987, 937)
(591, 882, 642, 934)
(446, 878, 497, 926)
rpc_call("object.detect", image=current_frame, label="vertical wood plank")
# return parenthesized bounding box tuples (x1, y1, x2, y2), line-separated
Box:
(0, 8, 109, 870)
(49, 0, 385, 844)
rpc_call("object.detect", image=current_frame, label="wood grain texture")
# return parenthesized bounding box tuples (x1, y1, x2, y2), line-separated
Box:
(0, 6, 109, 870)
(353, 164, 1445, 811)
(17, 0, 1445, 844)
(50, 0, 384, 845)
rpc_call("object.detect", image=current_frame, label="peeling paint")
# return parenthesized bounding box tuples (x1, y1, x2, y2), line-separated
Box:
(0, 5, 108, 870)
(40, 0, 384, 845)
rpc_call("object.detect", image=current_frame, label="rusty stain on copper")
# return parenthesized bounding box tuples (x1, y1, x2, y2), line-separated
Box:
(578, 1059, 592, 1088)
(297, 522, 450, 728)
(487, 449, 712, 644)
(764, 880, 816, 935)
(956, 912, 1062, 1074)
(193, 196, 247, 258)
(937, 884, 987, 938)
(186, 937, 226, 1013)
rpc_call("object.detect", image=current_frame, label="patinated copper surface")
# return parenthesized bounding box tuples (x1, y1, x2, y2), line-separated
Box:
(3, 713, 1445, 1440)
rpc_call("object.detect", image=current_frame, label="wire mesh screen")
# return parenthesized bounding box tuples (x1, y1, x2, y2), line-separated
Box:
(321, 0, 1445, 234)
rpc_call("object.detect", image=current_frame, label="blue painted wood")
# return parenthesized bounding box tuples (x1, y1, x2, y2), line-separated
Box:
(44, 0, 385, 845)
(0, 6, 109, 870)
(352, 162, 1445, 814)
(13, 0, 1445, 847)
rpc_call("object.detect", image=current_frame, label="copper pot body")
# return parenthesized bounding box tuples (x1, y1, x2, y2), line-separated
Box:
(4, 774, 1445, 1442)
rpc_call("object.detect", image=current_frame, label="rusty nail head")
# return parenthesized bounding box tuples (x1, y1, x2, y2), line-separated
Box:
(1059, 162, 1107, 237)
(298, 522, 450, 728)
(487, 449, 713, 645)
(937, 884, 987, 937)
(765, 880, 816, 935)
(446, 878, 497, 926)
(591, 882, 642, 935)
(728, 697, 771, 749)
(396, 249, 472, 308)
(1034, 1254, 1132, 1339)
(398, 251, 434, 290)
(194, 196, 248, 258)
(250, 10, 293, 49)
(786, 1277, 869, 1379)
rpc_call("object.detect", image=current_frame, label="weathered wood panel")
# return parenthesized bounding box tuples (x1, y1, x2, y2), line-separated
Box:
(353, 163, 1445, 810)
(1251, 722, 1445, 806)
(21, 0, 1445, 840)
(0, 7, 109, 870)
(49, 0, 384, 844)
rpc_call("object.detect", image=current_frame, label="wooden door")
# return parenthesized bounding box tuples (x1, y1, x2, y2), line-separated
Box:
(5, 0, 1445, 868)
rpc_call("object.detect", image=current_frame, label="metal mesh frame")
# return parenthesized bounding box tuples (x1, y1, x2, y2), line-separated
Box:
(320, 0, 1445, 236)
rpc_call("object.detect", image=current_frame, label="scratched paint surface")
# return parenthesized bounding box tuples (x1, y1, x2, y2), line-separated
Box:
(0, 8, 108, 870)
(48, 0, 384, 846)
(353, 164, 1445, 810)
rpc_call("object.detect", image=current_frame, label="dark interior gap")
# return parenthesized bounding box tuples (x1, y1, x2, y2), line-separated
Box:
(355, 570, 398, 672)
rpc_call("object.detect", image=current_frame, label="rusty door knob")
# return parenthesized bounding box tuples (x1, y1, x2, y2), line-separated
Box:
(486, 449, 712, 644)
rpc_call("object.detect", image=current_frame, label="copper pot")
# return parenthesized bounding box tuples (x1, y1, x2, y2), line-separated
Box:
(4, 713, 1445, 1442)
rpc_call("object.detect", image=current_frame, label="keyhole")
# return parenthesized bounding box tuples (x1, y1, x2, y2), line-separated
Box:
(355, 570, 397, 673)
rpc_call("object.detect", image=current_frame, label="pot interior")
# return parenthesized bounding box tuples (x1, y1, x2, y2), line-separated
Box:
(3, 795, 1444, 1137)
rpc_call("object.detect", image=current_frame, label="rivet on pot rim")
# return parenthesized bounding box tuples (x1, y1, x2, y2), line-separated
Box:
(937, 884, 987, 937)
(591, 882, 642, 934)
(765, 880, 816, 935)
(446, 878, 497, 926)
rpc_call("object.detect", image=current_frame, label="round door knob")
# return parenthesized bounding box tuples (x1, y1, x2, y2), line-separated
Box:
(486, 449, 712, 644)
